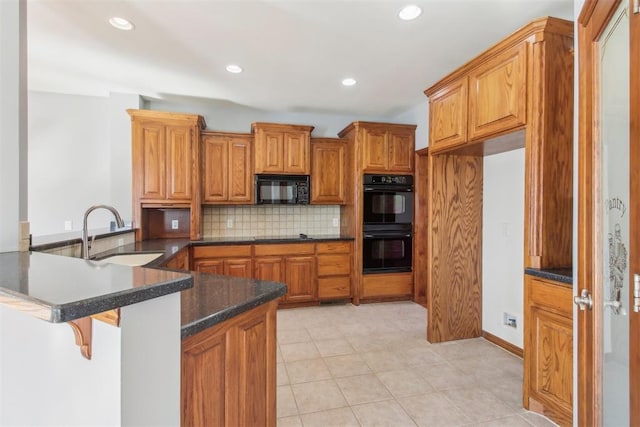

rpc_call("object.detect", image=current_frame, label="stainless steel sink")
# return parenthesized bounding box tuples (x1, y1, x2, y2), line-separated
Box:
(93, 252, 163, 266)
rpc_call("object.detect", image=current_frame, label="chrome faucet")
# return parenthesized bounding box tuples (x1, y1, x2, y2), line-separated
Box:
(82, 204, 125, 259)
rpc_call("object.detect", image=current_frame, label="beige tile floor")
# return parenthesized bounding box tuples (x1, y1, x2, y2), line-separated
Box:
(276, 301, 559, 427)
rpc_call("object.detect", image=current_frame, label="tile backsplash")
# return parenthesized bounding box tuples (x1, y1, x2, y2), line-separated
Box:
(203, 205, 340, 238)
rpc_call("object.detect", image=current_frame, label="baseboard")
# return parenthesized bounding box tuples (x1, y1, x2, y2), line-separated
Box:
(482, 330, 523, 358)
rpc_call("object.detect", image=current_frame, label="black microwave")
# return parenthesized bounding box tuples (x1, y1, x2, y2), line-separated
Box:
(255, 174, 310, 205)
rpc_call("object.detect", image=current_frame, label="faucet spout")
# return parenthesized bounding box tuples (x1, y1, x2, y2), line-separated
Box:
(82, 205, 125, 259)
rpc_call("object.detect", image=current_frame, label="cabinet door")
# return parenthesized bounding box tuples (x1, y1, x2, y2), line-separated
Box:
(529, 307, 573, 419)
(135, 122, 166, 200)
(193, 259, 225, 275)
(361, 127, 389, 172)
(388, 130, 414, 172)
(429, 78, 468, 152)
(255, 131, 284, 173)
(164, 248, 189, 271)
(254, 257, 285, 283)
(182, 331, 227, 426)
(311, 141, 346, 204)
(284, 256, 316, 302)
(283, 131, 310, 174)
(202, 135, 229, 202)
(468, 42, 528, 141)
(225, 258, 253, 278)
(228, 138, 253, 202)
(233, 305, 276, 427)
(166, 125, 193, 200)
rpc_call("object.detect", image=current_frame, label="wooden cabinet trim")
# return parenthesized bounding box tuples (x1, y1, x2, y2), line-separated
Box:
(253, 243, 315, 257)
(316, 241, 351, 254)
(192, 245, 252, 259)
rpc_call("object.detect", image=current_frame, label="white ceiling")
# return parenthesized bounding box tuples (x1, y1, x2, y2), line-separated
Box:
(27, 0, 575, 117)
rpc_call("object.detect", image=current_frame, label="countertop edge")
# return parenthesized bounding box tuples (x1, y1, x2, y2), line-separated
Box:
(180, 284, 286, 339)
(53, 274, 194, 323)
(524, 267, 573, 285)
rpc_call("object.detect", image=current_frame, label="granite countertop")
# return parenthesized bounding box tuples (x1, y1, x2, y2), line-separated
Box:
(524, 267, 573, 285)
(20, 233, 347, 334)
(0, 251, 193, 323)
(180, 273, 286, 338)
(191, 234, 354, 246)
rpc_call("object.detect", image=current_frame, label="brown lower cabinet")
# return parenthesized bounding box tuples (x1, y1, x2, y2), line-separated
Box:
(523, 275, 573, 427)
(192, 245, 253, 278)
(254, 243, 316, 303)
(181, 299, 278, 427)
(192, 241, 352, 305)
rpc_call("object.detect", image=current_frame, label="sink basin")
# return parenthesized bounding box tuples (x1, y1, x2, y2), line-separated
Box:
(95, 252, 164, 266)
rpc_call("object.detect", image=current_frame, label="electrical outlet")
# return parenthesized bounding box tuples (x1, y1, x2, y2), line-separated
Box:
(332, 217, 340, 227)
(503, 312, 517, 328)
(227, 218, 233, 229)
(117, 238, 124, 246)
(171, 219, 179, 230)
(64, 220, 73, 231)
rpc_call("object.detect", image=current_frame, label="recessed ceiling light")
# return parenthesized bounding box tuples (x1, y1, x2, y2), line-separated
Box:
(226, 64, 243, 74)
(342, 78, 357, 87)
(398, 5, 422, 21)
(108, 16, 134, 31)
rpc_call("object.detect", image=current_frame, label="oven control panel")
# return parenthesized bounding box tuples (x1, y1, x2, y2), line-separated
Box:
(364, 174, 413, 185)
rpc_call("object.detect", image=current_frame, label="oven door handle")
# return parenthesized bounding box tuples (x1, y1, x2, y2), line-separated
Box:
(363, 186, 413, 192)
(364, 233, 412, 238)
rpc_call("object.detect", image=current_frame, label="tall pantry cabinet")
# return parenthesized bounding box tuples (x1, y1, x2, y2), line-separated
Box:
(128, 109, 206, 241)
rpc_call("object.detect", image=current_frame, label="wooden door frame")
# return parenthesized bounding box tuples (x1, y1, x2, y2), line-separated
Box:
(578, 0, 638, 425)
(629, 0, 639, 423)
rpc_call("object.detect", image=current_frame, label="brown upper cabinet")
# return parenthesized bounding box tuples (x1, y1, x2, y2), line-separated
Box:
(311, 138, 348, 204)
(338, 122, 416, 173)
(428, 77, 468, 151)
(252, 123, 314, 174)
(128, 109, 206, 241)
(202, 132, 253, 204)
(468, 42, 528, 141)
(425, 19, 567, 155)
(129, 109, 205, 202)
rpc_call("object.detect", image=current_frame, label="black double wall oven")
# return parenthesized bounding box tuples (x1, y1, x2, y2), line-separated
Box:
(362, 174, 413, 274)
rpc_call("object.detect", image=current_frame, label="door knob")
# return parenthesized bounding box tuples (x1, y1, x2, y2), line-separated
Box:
(574, 289, 593, 310)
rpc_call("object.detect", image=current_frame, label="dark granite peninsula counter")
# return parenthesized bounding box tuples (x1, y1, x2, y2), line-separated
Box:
(0, 250, 192, 322)
(181, 273, 286, 338)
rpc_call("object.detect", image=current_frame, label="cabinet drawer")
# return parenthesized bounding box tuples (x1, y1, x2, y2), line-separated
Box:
(254, 243, 314, 256)
(529, 278, 573, 317)
(316, 241, 351, 254)
(318, 277, 351, 299)
(192, 245, 252, 259)
(362, 272, 413, 298)
(317, 254, 350, 276)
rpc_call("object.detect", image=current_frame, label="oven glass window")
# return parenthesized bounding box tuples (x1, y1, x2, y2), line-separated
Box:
(371, 240, 405, 260)
(371, 194, 406, 215)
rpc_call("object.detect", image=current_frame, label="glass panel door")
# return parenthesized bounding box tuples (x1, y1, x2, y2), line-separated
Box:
(598, 3, 630, 424)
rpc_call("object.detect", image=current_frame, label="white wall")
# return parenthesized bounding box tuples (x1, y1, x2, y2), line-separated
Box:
(0, 0, 28, 252)
(147, 98, 414, 138)
(28, 91, 139, 236)
(392, 100, 429, 150)
(0, 292, 180, 426)
(482, 148, 525, 348)
(109, 92, 142, 221)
